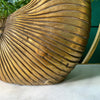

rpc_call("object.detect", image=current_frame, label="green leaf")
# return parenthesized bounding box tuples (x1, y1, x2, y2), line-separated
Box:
(0, 0, 30, 19)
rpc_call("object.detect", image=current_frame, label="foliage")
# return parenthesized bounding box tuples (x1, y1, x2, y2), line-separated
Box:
(0, 0, 30, 19)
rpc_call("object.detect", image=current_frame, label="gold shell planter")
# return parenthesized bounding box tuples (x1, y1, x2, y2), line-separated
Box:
(0, 0, 91, 85)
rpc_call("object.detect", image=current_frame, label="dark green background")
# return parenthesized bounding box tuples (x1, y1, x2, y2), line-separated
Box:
(82, 1, 100, 63)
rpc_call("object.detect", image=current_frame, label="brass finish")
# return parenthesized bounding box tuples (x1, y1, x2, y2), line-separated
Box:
(82, 24, 100, 64)
(0, 0, 91, 85)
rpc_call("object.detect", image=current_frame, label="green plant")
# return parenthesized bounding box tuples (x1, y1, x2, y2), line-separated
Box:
(0, 0, 30, 19)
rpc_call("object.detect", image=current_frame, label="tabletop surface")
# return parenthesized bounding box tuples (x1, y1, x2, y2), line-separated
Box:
(0, 64, 100, 100)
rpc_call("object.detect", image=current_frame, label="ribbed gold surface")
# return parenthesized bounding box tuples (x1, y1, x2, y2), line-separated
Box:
(0, 0, 91, 85)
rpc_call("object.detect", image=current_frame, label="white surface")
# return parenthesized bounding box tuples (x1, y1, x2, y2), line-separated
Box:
(0, 64, 100, 100)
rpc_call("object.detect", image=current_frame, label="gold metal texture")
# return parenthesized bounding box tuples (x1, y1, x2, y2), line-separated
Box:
(82, 24, 100, 64)
(0, 0, 91, 85)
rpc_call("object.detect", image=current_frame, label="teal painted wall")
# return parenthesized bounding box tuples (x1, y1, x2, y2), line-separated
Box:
(82, 0, 100, 63)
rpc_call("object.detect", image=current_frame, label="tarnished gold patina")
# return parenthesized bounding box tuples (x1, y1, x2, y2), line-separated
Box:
(0, 0, 91, 85)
